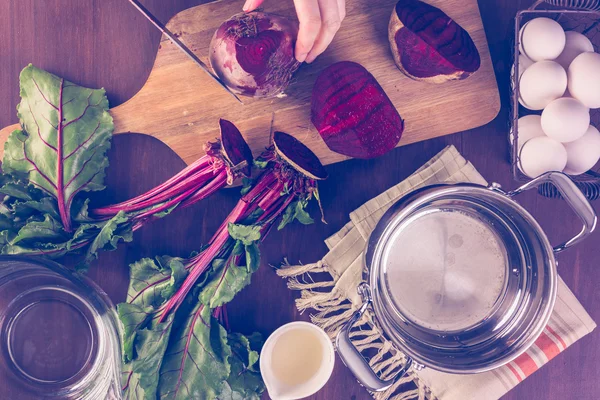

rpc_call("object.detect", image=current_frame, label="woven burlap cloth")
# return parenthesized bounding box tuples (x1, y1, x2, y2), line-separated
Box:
(277, 146, 596, 400)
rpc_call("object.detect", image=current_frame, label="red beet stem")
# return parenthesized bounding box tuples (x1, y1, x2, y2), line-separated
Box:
(158, 225, 236, 322)
(155, 137, 324, 323)
(99, 168, 218, 217)
(135, 170, 229, 223)
(179, 171, 230, 209)
(92, 156, 212, 216)
(132, 186, 199, 222)
(207, 170, 278, 244)
(258, 194, 294, 225)
(157, 170, 284, 322)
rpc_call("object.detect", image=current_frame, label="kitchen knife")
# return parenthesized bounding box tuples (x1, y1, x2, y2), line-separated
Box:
(128, 0, 242, 103)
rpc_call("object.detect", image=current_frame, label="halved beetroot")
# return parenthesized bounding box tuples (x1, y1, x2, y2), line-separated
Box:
(310, 61, 404, 159)
(389, 0, 481, 83)
(273, 131, 328, 180)
(219, 118, 253, 177)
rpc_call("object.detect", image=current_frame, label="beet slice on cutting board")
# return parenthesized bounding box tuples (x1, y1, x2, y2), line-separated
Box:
(273, 131, 328, 180)
(310, 61, 405, 159)
(219, 118, 253, 177)
(389, 0, 481, 83)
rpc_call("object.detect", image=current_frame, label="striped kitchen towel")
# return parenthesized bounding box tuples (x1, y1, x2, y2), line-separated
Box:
(277, 145, 596, 400)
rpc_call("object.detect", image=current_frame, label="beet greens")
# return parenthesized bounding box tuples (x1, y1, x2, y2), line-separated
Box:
(118, 131, 326, 399)
(0, 65, 252, 266)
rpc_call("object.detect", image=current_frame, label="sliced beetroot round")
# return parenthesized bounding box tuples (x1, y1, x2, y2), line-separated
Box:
(209, 12, 300, 98)
(310, 61, 404, 159)
(389, 0, 481, 83)
(273, 131, 328, 180)
(219, 119, 253, 177)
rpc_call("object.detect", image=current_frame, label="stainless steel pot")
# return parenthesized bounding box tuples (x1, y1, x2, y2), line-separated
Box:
(336, 172, 597, 392)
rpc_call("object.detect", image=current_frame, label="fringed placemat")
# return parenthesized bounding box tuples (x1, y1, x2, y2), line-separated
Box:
(277, 146, 596, 400)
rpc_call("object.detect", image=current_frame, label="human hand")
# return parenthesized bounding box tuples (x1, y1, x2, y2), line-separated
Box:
(242, 0, 346, 63)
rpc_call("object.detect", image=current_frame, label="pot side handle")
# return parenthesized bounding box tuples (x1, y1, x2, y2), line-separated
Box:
(335, 283, 413, 392)
(509, 172, 597, 253)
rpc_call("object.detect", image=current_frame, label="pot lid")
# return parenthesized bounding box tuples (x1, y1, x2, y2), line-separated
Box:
(366, 184, 557, 372)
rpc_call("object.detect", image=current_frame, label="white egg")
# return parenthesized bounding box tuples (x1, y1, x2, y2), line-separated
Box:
(513, 115, 545, 150)
(568, 52, 600, 109)
(519, 18, 566, 61)
(564, 125, 600, 175)
(519, 61, 567, 110)
(541, 97, 590, 142)
(555, 31, 594, 69)
(519, 136, 567, 178)
(512, 53, 535, 81)
(519, 53, 534, 72)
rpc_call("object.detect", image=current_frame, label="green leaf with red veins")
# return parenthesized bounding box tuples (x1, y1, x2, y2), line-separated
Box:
(217, 333, 265, 400)
(119, 257, 188, 400)
(8, 214, 67, 245)
(2, 65, 113, 232)
(200, 239, 260, 309)
(121, 367, 145, 400)
(119, 257, 188, 362)
(80, 211, 134, 268)
(228, 223, 261, 245)
(277, 199, 313, 230)
(158, 304, 231, 400)
(121, 314, 176, 400)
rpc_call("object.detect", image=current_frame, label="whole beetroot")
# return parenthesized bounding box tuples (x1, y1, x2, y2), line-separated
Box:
(209, 12, 300, 98)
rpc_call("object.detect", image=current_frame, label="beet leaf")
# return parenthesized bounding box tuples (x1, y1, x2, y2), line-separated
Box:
(219, 333, 264, 400)
(3, 65, 113, 232)
(0, 66, 252, 267)
(118, 133, 326, 400)
(118, 228, 265, 400)
(119, 257, 186, 399)
(157, 304, 231, 400)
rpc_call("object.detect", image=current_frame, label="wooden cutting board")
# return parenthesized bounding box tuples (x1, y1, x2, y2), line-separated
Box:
(0, 0, 500, 165)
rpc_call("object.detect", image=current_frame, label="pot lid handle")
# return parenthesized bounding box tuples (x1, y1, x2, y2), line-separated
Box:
(508, 172, 597, 253)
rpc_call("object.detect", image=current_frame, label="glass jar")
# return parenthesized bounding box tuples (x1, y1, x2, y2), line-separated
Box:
(0, 256, 121, 399)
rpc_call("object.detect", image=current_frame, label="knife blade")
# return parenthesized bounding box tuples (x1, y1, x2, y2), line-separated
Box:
(128, 0, 242, 103)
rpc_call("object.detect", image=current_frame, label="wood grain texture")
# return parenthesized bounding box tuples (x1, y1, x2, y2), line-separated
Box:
(0, 1, 598, 400)
(0, 0, 500, 166)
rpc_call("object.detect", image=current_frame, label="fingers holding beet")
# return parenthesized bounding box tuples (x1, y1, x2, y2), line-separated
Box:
(242, 0, 345, 64)
(304, 0, 345, 63)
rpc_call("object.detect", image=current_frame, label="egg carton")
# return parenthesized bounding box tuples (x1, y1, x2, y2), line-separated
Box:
(510, 0, 600, 200)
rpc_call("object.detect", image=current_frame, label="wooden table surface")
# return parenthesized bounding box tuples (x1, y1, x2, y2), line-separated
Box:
(1, 1, 598, 399)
